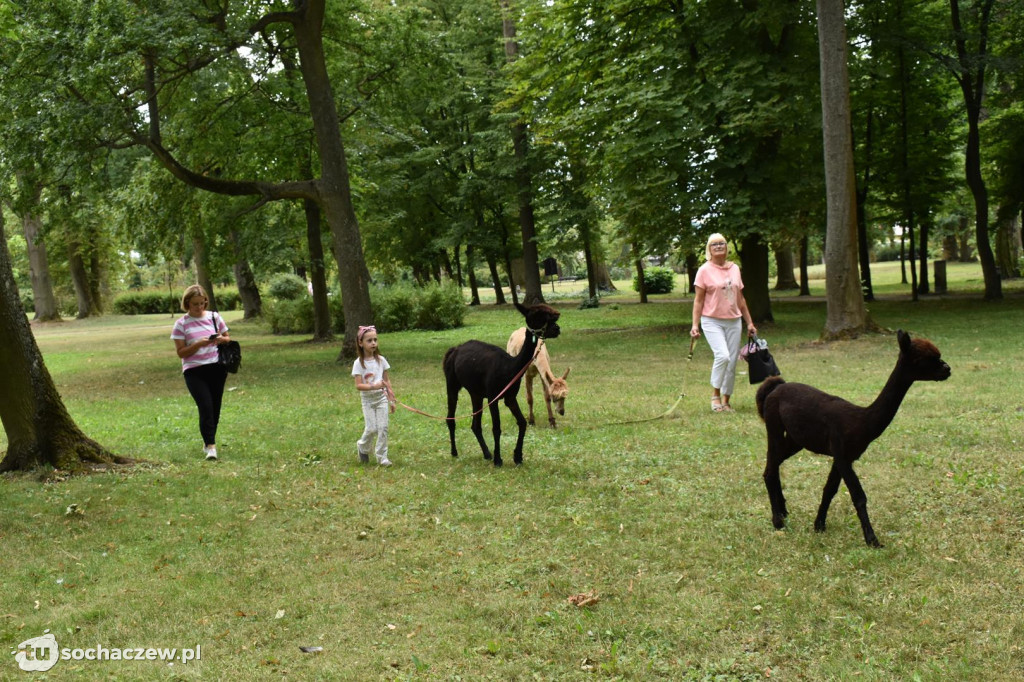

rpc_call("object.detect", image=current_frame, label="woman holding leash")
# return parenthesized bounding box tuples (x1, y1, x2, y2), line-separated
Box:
(690, 234, 757, 412)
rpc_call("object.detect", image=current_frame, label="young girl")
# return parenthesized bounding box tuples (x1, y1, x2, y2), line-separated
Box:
(351, 325, 395, 466)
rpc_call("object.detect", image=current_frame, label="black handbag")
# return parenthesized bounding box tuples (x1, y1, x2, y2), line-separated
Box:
(741, 333, 780, 385)
(212, 313, 241, 374)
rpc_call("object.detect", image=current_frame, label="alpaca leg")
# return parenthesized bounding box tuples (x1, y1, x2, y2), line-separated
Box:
(763, 455, 787, 530)
(762, 430, 793, 528)
(469, 394, 492, 460)
(525, 374, 536, 426)
(543, 384, 556, 428)
(488, 402, 503, 467)
(842, 467, 882, 548)
(446, 381, 460, 458)
(505, 395, 528, 465)
(814, 461, 845, 533)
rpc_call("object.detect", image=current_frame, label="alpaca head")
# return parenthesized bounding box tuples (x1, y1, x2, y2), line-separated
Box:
(549, 368, 570, 415)
(516, 302, 561, 340)
(897, 330, 951, 382)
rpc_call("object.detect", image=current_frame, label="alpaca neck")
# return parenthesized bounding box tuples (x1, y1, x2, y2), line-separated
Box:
(863, 363, 914, 440)
(514, 330, 540, 369)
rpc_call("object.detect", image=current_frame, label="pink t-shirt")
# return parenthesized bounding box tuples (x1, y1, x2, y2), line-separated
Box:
(694, 261, 744, 320)
(171, 312, 229, 373)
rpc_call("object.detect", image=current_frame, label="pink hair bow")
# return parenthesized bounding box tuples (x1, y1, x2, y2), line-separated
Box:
(357, 325, 376, 340)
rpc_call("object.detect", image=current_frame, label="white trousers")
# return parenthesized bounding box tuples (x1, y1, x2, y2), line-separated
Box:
(701, 316, 742, 396)
(357, 391, 390, 462)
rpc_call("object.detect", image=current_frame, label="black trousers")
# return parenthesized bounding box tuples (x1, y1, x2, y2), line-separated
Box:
(183, 363, 228, 446)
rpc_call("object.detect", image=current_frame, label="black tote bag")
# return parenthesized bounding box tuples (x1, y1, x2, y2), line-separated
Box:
(741, 334, 780, 385)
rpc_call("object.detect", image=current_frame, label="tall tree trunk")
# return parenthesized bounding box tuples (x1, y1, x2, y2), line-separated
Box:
(292, 1, 374, 357)
(995, 206, 1020, 278)
(302, 199, 332, 340)
(20, 213, 60, 322)
(634, 245, 648, 303)
(582, 225, 598, 301)
(855, 105, 876, 302)
(773, 245, 799, 290)
(229, 229, 263, 320)
(817, 0, 872, 338)
(949, 0, 1001, 299)
(486, 253, 506, 305)
(740, 234, 774, 323)
(918, 216, 932, 294)
(685, 253, 699, 293)
(191, 233, 217, 311)
(66, 236, 98, 319)
(799, 235, 811, 296)
(466, 243, 481, 306)
(0, 212, 122, 472)
(500, 0, 544, 306)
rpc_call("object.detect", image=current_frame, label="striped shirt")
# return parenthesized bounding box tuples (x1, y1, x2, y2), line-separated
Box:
(171, 312, 229, 373)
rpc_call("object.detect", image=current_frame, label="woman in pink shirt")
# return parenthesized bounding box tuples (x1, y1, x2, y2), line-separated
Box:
(690, 234, 757, 412)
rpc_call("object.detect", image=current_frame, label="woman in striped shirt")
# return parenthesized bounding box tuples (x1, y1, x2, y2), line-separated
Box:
(171, 285, 232, 461)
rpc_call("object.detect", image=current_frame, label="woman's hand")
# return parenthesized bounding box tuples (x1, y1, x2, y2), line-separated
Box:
(690, 325, 701, 338)
(747, 323, 757, 336)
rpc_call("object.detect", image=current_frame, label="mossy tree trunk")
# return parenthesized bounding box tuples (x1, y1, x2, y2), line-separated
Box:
(0, 213, 122, 473)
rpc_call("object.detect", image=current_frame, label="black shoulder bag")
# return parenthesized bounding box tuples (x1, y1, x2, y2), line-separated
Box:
(212, 312, 242, 374)
(741, 333, 780, 385)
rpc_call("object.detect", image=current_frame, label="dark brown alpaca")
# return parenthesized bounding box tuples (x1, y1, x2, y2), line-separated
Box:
(443, 303, 561, 466)
(756, 330, 950, 547)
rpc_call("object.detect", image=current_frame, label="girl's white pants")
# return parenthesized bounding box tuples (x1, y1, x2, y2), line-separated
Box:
(357, 391, 390, 462)
(701, 315, 742, 397)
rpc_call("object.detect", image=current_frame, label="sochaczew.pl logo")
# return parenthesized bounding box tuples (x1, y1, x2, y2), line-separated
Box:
(12, 631, 202, 672)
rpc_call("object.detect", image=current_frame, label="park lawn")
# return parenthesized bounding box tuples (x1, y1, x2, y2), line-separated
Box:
(2, 274, 1023, 680)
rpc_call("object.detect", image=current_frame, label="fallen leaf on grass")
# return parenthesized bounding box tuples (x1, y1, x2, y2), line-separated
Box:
(567, 591, 599, 608)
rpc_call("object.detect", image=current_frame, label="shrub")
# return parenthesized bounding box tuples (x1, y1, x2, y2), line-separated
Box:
(267, 273, 308, 300)
(217, 291, 241, 311)
(413, 283, 465, 330)
(268, 283, 465, 336)
(265, 297, 315, 334)
(113, 291, 180, 315)
(633, 266, 675, 294)
(578, 295, 600, 309)
(371, 286, 418, 333)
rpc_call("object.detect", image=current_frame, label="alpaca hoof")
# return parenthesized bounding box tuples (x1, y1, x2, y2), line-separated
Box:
(814, 522, 827, 533)
(866, 536, 883, 548)
(548, 420, 557, 428)
(493, 458, 503, 467)
(483, 452, 492, 460)
(771, 516, 786, 530)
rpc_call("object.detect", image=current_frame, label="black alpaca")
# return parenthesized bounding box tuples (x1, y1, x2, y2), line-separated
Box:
(443, 302, 561, 466)
(756, 330, 950, 547)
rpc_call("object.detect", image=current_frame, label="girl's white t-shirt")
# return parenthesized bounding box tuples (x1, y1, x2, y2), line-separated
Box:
(351, 356, 390, 398)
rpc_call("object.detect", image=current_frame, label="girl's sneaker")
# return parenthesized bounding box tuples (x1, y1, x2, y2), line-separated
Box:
(204, 446, 218, 461)
(378, 458, 392, 467)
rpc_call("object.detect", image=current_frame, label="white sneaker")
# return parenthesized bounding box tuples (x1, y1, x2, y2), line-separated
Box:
(204, 447, 218, 461)
(378, 458, 392, 467)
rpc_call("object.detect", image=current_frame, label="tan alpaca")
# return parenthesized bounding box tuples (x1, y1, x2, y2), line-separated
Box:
(507, 327, 570, 428)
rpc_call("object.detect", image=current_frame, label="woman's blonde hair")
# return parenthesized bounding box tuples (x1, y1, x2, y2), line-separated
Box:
(180, 284, 208, 312)
(704, 233, 728, 262)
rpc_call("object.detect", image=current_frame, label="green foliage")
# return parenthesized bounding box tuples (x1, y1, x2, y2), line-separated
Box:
(633, 266, 675, 295)
(266, 283, 465, 335)
(411, 282, 466, 331)
(264, 297, 315, 335)
(111, 291, 179, 315)
(267, 273, 308, 301)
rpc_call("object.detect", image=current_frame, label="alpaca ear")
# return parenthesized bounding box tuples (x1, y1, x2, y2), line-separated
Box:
(515, 302, 529, 317)
(897, 329, 910, 352)
(561, 367, 570, 380)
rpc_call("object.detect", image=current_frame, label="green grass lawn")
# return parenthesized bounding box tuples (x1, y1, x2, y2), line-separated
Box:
(2, 265, 1023, 680)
